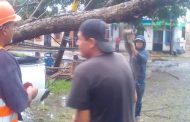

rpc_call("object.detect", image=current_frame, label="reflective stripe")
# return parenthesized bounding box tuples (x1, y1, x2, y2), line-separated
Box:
(11, 113, 18, 122)
(0, 99, 6, 107)
(0, 99, 18, 122)
(0, 113, 17, 122)
(0, 106, 14, 117)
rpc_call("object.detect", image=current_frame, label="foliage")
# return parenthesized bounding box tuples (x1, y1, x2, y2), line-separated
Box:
(8, 0, 73, 19)
(150, 4, 189, 22)
(48, 79, 71, 95)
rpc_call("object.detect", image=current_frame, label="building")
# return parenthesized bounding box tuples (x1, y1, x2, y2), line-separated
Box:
(142, 19, 186, 52)
(34, 32, 64, 47)
(185, 10, 190, 54)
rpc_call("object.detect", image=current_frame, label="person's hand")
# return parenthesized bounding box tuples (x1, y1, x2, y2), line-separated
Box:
(123, 29, 135, 43)
(130, 44, 138, 56)
(28, 87, 38, 99)
(26, 86, 38, 105)
(23, 82, 33, 90)
(23, 82, 38, 99)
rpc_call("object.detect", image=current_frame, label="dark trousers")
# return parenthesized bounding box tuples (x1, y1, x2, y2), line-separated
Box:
(135, 83, 145, 117)
(115, 44, 120, 52)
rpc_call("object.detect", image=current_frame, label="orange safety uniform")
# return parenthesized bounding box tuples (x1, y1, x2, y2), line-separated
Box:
(0, 99, 18, 122)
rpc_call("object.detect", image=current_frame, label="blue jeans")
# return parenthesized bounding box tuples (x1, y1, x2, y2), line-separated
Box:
(135, 83, 145, 117)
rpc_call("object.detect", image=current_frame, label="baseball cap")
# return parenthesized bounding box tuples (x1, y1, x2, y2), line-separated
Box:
(79, 19, 114, 53)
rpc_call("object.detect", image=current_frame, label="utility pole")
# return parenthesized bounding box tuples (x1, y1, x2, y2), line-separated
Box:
(54, 32, 69, 67)
(170, 18, 173, 55)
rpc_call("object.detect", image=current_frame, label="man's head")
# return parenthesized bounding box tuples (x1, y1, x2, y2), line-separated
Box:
(77, 19, 114, 58)
(0, 0, 21, 46)
(134, 35, 146, 50)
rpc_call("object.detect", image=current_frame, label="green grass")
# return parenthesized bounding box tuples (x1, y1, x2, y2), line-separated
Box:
(48, 79, 72, 95)
(11, 52, 28, 57)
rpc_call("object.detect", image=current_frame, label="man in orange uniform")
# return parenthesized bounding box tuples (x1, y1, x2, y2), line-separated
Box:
(0, 1, 38, 121)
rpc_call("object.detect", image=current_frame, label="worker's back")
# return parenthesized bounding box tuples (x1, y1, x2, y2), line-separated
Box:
(67, 53, 135, 122)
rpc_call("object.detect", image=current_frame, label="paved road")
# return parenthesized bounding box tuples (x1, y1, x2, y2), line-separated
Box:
(142, 60, 190, 122)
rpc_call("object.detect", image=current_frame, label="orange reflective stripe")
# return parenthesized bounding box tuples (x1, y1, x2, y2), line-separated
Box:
(12, 118, 18, 122)
(0, 106, 14, 117)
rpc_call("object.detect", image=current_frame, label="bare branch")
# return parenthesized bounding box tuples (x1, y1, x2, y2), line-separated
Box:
(37, 10, 47, 19)
(14, 1, 38, 10)
(84, 0, 93, 10)
(29, 0, 45, 19)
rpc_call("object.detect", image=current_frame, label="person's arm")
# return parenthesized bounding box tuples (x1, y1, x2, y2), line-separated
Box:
(25, 86, 38, 105)
(23, 82, 38, 105)
(134, 90, 137, 103)
(72, 110, 90, 122)
(130, 44, 138, 56)
(67, 66, 91, 122)
(123, 30, 135, 56)
(130, 46, 148, 63)
(136, 51, 148, 63)
(0, 53, 36, 113)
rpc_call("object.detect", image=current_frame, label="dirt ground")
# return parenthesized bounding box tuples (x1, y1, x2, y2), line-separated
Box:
(23, 56, 190, 122)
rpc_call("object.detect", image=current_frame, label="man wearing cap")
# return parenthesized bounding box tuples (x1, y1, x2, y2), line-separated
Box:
(0, 1, 38, 121)
(67, 19, 136, 122)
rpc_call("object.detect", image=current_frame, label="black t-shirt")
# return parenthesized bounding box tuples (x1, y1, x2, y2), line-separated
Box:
(67, 53, 135, 122)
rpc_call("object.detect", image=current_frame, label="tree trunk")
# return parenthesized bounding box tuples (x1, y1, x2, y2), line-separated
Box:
(13, 0, 182, 43)
(123, 29, 135, 56)
(105, 0, 126, 7)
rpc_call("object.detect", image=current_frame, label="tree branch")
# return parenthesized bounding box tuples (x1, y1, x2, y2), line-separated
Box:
(29, 0, 45, 19)
(84, 0, 93, 10)
(13, 0, 184, 43)
(105, 0, 126, 7)
(14, 1, 38, 10)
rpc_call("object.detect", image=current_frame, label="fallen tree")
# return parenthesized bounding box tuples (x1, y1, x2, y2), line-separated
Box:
(13, 0, 184, 43)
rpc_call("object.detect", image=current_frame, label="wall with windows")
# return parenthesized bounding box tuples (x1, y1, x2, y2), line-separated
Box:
(143, 26, 185, 52)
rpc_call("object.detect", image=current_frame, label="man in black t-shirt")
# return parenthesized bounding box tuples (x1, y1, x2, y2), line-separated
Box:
(67, 19, 136, 122)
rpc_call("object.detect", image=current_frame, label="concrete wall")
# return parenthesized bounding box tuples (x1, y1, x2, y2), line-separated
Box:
(173, 27, 186, 50)
(112, 24, 120, 42)
(51, 32, 64, 47)
(34, 36, 44, 45)
(144, 26, 153, 51)
(185, 23, 190, 52)
(33, 32, 64, 47)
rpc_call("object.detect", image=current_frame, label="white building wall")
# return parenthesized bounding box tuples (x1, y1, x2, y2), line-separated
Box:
(144, 26, 153, 51)
(186, 23, 190, 51)
(51, 32, 64, 47)
(112, 25, 120, 41)
(144, 26, 185, 51)
(163, 29, 170, 51)
(173, 27, 186, 50)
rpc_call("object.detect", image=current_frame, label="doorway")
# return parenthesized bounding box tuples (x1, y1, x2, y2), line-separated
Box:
(153, 30, 163, 51)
